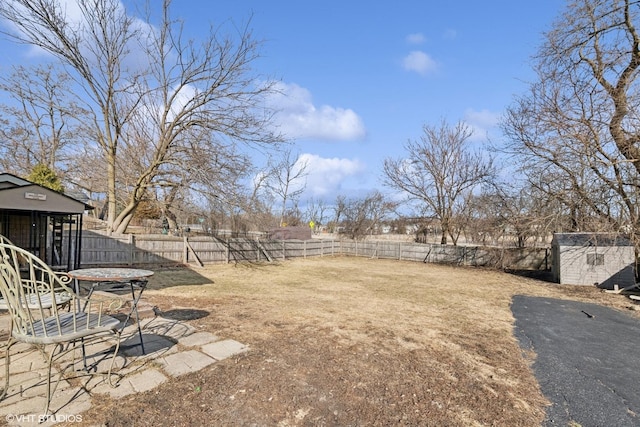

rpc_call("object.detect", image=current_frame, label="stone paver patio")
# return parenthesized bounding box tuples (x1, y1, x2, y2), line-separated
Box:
(0, 311, 248, 426)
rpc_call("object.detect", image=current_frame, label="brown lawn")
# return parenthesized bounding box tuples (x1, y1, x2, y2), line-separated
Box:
(78, 256, 640, 426)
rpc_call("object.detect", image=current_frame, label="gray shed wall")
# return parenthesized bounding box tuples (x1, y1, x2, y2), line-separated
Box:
(552, 233, 635, 288)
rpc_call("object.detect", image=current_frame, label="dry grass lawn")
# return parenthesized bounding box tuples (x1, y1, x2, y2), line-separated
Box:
(80, 256, 640, 426)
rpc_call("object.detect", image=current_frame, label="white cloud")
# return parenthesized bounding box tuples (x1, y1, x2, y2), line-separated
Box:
(402, 51, 438, 76)
(406, 33, 426, 44)
(268, 82, 366, 141)
(464, 108, 501, 142)
(165, 84, 198, 121)
(298, 153, 366, 197)
(464, 109, 500, 128)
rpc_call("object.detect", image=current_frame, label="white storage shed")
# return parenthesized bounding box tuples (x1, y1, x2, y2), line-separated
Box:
(551, 233, 636, 289)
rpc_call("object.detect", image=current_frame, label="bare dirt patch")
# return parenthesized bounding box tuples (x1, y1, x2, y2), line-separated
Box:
(76, 256, 640, 426)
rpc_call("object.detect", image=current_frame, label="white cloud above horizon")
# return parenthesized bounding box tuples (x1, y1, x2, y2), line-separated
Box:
(406, 33, 426, 44)
(268, 82, 366, 141)
(402, 50, 438, 76)
(297, 153, 366, 198)
(464, 108, 501, 142)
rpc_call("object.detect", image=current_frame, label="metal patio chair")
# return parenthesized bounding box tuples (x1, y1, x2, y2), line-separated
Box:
(0, 234, 73, 311)
(0, 243, 122, 414)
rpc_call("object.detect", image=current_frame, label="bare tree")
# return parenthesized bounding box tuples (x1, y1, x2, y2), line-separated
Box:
(383, 119, 494, 245)
(335, 191, 397, 240)
(502, 0, 640, 246)
(304, 197, 329, 232)
(109, 1, 280, 234)
(464, 182, 564, 248)
(0, 0, 144, 231)
(0, 0, 280, 234)
(330, 194, 347, 234)
(0, 65, 86, 178)
(237, 164, 280, 231)
(264, 149, 309, 227)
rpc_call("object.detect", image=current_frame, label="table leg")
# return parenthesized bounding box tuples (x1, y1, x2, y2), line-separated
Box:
(73, 278, 88, 370)
(131, 281, 145, 354)
(119, 280, 146, 354)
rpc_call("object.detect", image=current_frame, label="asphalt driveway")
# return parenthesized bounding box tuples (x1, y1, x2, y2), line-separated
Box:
(512, 295, 640, 427)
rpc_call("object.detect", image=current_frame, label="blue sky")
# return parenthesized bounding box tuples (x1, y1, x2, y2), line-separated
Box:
(0, 1, 565, 206)
(183, 1, 564, 203)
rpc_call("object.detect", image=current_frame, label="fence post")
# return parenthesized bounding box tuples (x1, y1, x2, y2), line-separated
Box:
(128, 234, 134, 266)
(282, 240, 286, 260)
(226, 238, 230, 264)
(304, 240, 307, 258)
(398, 242, 402, 261)
(183, 236, 188, 264)
(545, 248, 549, 270)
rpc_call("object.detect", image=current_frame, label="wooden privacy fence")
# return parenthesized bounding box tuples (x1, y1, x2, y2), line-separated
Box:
(79, 232, 550, 271)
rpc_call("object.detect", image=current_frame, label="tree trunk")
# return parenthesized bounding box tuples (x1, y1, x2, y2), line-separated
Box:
(113, 202, 138, 235)
(449, 231, 458, 246)
(114, 212, 134, 235)
(162, 208, 178, 232)
(106, 155, 117, 234)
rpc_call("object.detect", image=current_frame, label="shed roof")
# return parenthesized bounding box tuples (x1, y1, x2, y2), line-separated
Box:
(552, 232, 633, 247)
(0, 173, 92, 214)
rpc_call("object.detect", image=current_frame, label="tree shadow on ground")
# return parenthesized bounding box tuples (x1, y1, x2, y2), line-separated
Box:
(146, 267, 214, 290)
(505, 269, 555, 283)
(155, 308, 209, 321)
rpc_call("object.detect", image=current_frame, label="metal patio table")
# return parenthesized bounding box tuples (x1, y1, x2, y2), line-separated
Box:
(68, 267, 154, 354)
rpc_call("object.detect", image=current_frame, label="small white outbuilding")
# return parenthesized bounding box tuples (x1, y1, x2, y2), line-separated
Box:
(551, 233, 636, 289)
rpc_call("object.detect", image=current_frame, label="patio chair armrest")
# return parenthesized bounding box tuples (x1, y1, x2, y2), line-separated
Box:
(22, 271, 75, 293)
